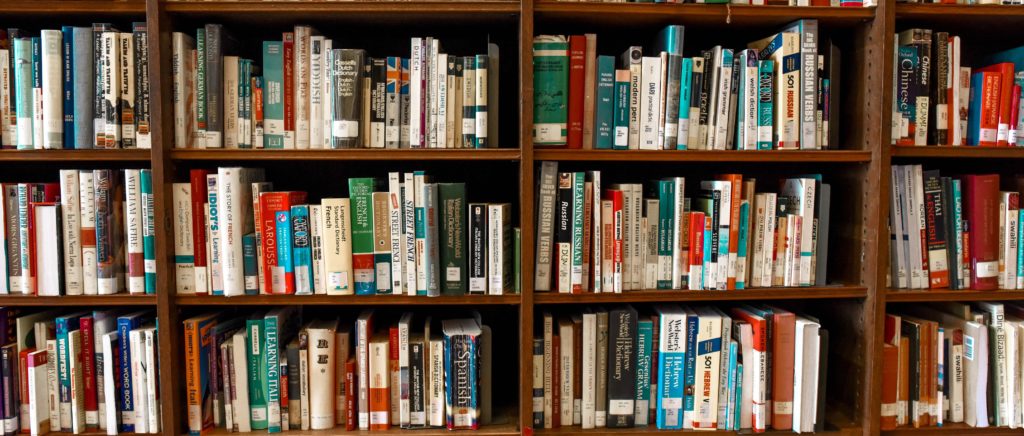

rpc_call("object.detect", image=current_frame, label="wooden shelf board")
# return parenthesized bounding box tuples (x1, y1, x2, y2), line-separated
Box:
(896, 3, 1024, 18)
(886, 289, 1024, 302)
(0, 295, 156, 306)
(891, 145, 1024, 159)
(176, 294, 521, 306)
(882, 423, 1024, 435)
(0, 149, 150, 162)
(171, 148, 521, 161)
(534, 2, 874, 26)
(0, 0, 145, 14)
(535, 426, 861, 435)
(534, 149, 871, 162)
(199, 408, 519, 435)
(163, 0, 520, 15)
(535, 285, 867, 304)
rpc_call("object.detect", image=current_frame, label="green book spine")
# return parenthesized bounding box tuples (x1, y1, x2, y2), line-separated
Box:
(247, 318, 268, 430)
(757, 60, 774, 150)
(571, 172, 584, 291)
(677, 58, 693, 150)
(195, 28, 207, 142)
(348, 177, 376, 295)
(635, 319, 653, 426)
(264, 314, 281, 433)
(595, 55, 615, 149)
(657, 180, 675, 289)
(735, 200, 750, 290)
(612, 69, 630, 150)
(262, 41, 284, 148)
(439, 183, 467, 295)
(514, 227, 521, 294)
(532, 35, 568, 147)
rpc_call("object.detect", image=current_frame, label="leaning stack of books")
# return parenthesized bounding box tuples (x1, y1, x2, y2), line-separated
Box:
(172, 25, 500, 150)
(0, 25, 152, 150)
(533, 22, 839, 151)
(0, 169, 156, 296)
(185, 309, 493, 434)
(536, 304, 828, 432)
(534, 162, 831, 293)
(173, 168, 519, 297)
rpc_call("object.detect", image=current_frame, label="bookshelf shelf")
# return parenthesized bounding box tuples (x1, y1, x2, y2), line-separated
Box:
(0, 149, 151, 162)
(0, 0, 145, 14)
(534, 285, 867, 304)
(533, 426, 862, 436)
(885, 289, 1024, 302)
(895, 3, 1024, 19)
(162, 0, 521, 19)
(890, 145, 1024, 159)
(533, 2, 874, 27)
(170, 148, 521, 161)
(533, 149, 872, 163)
(882, 423, 1024, 436)
(0, 295, 156, 306)
(175, 294, 521, 305)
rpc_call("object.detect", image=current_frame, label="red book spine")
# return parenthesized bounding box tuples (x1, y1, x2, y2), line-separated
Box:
(605, 189, 624, 293)
(977, 63, 1014, 146)
(1011, 85, 1021, 146)
(18, 347, 31, 431)
(282, 32, 295, 145)
(567, 35, 586, 150)
(259, 191, 308, 294)
(345, 357, 356, 431)
(189, 169, 209, 294)
(689, 212, 705, 287)
(965, 174, 1000, 290)
(388, 327, 400, 427)
(80, 316, 98, 427)
(551, 333, 560, 428)
(976, 72, 1002, 147)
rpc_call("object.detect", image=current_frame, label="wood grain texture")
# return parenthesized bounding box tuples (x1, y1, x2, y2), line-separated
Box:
(535, 1, 874, 26)
(0, 149, 150, 161)
(535, 286, 868, 304)
(176, 294, 521, 305)
(0, 295, 156, 306)
(891, 145, 1024, 159)
(171, 148, 521, 161)
(886, 289, 1024, 302)
(534, 149, 872, 162)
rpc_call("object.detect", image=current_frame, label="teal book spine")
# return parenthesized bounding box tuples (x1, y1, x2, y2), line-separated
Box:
(594, 55, 615, 149)
(612, 69, 630, 150)
(734, 362, 743, 430)
(726, 341, 738, 430)
(262, 41, 285, 148)
(141, 169, 156, 293)
(13, 38, 32, 149)
(655, 25, 685, 56)
(635, 319, 653, 427)
(571, 172, 584, 291)
(247, 319, 268, 430)
(735, 201, 750, 290)
(438, 183, 468, 295)
(264, 315, 282, 433)
(290, 204, 313, 295)
(757, 60, 774, 150)
(195, 28, 206, 142)
(677, 58, 693, 150)
(657, 180, 674, 289)
(532, 36, 568, 146)
(243, 233, 258, 295)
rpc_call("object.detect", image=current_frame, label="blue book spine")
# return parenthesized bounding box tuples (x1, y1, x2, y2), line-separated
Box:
(275, 210, 294, 290)
(55, 316, 79, 427)
(443, 333, 454, 428)
(677, 58, 693, 150)
(117, 314, 144, 432)
(13, 38, 32, 149)
(635, 320, 652, 426)
(264, 314, 282, 433)
(72, 27, 94, 149)
(757, 60, 774, 150)
(290, 205, 313, 295)
(62, 27, 74, 149)
(726, 340, 738, 429)
(243, 232, 259, 295)
(736, 201, 750, 290)
(594, 56, 615, 150)
(968, 72, 984, 146)
(682, 314, 698, 427)
(262, 41, 285, 148)
(469, 334, 479, 428)
(612, 69, 630, 150)
(656, 314, 685, 429)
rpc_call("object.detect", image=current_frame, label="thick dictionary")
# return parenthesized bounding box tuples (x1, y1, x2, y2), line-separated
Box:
(606, 305, 637, 428)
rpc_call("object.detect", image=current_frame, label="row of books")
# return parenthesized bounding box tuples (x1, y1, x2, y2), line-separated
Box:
(0, 26, 151, 150)
(897, 0, 1023, 4)
(0, 170, 156, 297)
(888, 167, 1024, 290)
(533, 162, 831, 293)
(186, 309, 492, 434)
(171, 26, 499, 150)
(881, 302, 1024, 429)
(536, 305, 828, 432)
(532, 21, 839, 151)
(172, 168, 519, 297)
(0, 308, 158, 435)
(892, 30, 1024, 147)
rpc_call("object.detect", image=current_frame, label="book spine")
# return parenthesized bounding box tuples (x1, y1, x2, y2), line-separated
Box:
(613, 69, 630, 150)
(61, 28, 74, 149)
(387, 175, 404, 294)
(118, 32, 134, 148)
(309, 205, 324, 294)
(385, 57, 401, 148)
(533, 36, 568, 146)
(291, 204, 313, 295)
(424, 184, 441, 296)
(330, 49, 365, 149)
(294, 27, 310, 149)
(133, 24, 150, 149)
(371, 191, 392, 294)
(171, 183, 194, 294)
(438, 183, 467, 295)
(635, 320, 652, 426)
(348, 178, 376, 295)
(607, 307, 637, 428)
(40, 30, 62, 149)
(125, 169, 144, 294)
(488, 203, 511, 295)
(140, 170, 156, 293)
(322, 198, 353, 295)
(93, 170, 116, 294)
(117, 317, 137, 432)
(208, 174, 223, 295)
(263, 41, 284, 148)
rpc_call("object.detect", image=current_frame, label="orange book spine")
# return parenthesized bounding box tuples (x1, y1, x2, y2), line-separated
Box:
(880, 344, 899, 430)
(369, 335, 391, 430)
(719, 174, 743, 289)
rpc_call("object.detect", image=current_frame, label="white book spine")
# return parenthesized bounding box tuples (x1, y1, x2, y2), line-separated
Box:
(172, 183, 195, 294)
(590, 172, 602, 292)
(403, 173, 417, 295)
(28, 351, 49, 436)
(218, 167, 243, 296)
(125, 169, 145, 294)
(388, 173, 404, 294)
(223, 56, 239, 149)
(41, 30, 63, 149)
(207, 174, 222, 294)
(172, 33, 189, 148)
(321, 39, 333, 150)
(410, 38, 423, 148)
(559, 322, 574, 425)
(310, 36, 324, 149)
(46, 339, 60, 432)
(436, 54, 448, 149)
(581, 313, 597, 429)
(101, 333, 119, 435)
(231, 332, 252, 432)
(322, 198, 353, 295)
(60, 170, 83, 295)
(428, 337, 445, 427)
(1004, 195, 1019, 289)
(310, 204, 325, 294)
(356, 316, 371, 430)
(308, 326, 336, 429)
(145, 329, 159, 433)
(638, 57, 661, 150)
(129, 329, 148, 433)
(294, 26, 311, 149)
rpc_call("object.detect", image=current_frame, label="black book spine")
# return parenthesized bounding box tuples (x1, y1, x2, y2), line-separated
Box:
(901, 320, 920, 423)
(532, 337, 544, 428)
(814, 328, 829, 433)
(439, 183, 467, 295)
(133, 22, 150, 149)
(941, 177, 959, 289)
(409, 339, 425, 428)
(92, 23, 110, 148)
(370, 57, 386, 149)
(932, 32, 949, 146)
(468, 203, 487, 294)
(205, 24, 224, 147)
(331, 48, 364, 149)
(1, 346, 14, 432)
(606, 305, 637, 428)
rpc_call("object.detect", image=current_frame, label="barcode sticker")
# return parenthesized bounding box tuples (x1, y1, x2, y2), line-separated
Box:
(608, 400, 633, 415)
(965, 335, 975, 361)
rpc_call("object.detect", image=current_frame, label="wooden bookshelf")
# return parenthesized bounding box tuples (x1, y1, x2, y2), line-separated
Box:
(22, 0, 1024, 434)
(882, 423, 1024, 436)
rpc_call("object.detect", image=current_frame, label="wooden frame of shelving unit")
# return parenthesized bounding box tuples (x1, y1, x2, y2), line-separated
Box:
(1, 0, 1021, 435)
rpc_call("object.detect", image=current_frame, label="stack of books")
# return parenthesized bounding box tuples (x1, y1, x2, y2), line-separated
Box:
(173, 168, 519, 297)
(534, 163, 831, 293)
(0, 169, 156, 296)
(888, 167, 1024, 291)
(892, 31, 1024, 147)
(185, 309, 493, 434)
(532, 22, 840, 151)
(882, 302, 1024, 429)
(0, 308, 158, 435)
(0, 25, 151, 150)
(536, 305, 828, 432)
(172, 25, 500, 150)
